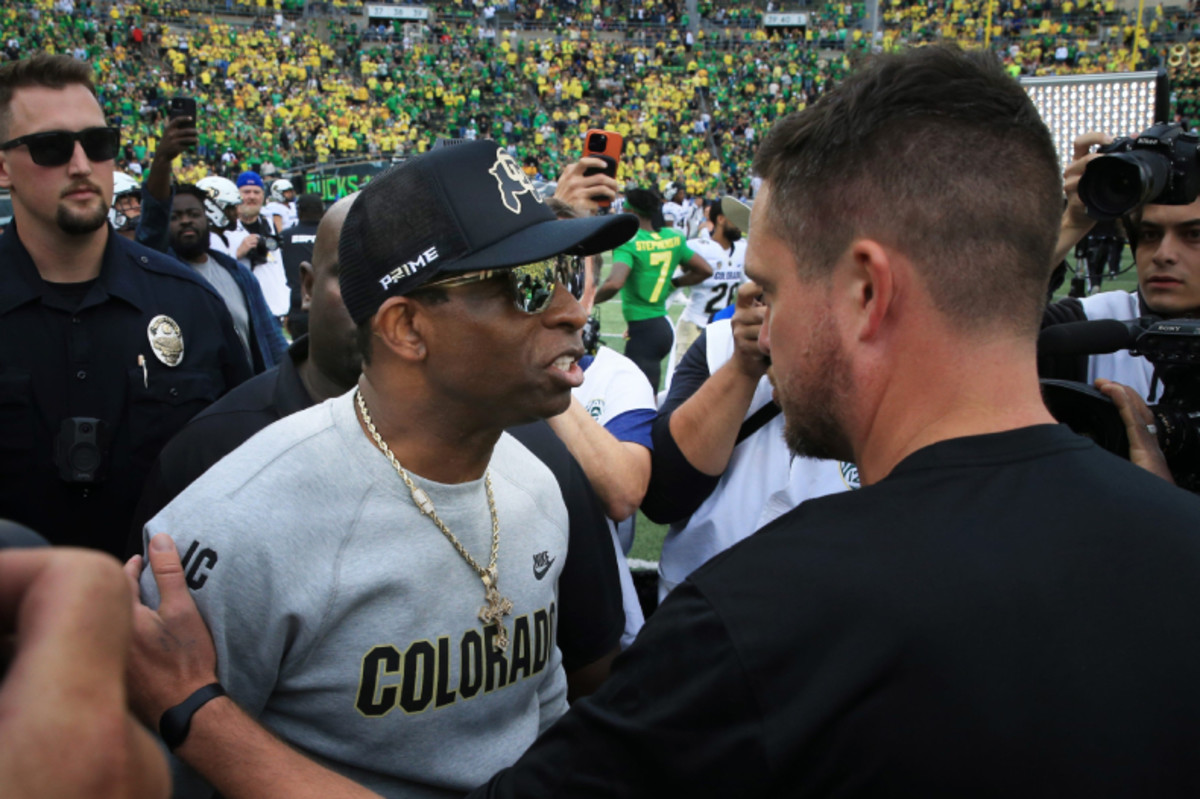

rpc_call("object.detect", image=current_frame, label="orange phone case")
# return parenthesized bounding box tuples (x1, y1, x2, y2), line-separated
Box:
(583, 129, 623, 206)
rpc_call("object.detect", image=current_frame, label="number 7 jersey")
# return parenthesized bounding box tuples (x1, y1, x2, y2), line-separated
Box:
(678, 237, 748, 328)
(612, 228, 697, 322)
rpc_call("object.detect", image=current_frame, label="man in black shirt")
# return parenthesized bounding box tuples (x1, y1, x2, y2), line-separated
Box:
(278, 192, 324, 338)
(475, 45, 1200, 797)
(0, 55, 249, 558)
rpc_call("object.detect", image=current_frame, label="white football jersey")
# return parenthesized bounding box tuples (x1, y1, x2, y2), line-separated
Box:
(662, 200, 703, 238)
(263, 201, 298, 233)
(679, 237, 747, 327)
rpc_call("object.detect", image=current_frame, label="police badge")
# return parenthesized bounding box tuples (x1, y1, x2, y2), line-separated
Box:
(147, 315, 184, 367)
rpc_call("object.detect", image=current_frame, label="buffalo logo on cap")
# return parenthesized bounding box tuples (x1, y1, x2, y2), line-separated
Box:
(489, 151, 541, 215)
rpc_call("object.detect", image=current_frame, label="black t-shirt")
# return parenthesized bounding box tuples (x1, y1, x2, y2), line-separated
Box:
(241, 218, 267, 238)
(279, 221, 319, 317)
(40, 277, 99, 313)
(477, 425, 1200, 797)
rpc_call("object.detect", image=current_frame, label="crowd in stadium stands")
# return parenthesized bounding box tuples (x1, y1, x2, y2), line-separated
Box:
(1, 0, 1196, 198)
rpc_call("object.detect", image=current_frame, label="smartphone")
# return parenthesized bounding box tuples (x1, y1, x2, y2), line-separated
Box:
(168, 96, 197, 122)
(583, 129, 623, 207)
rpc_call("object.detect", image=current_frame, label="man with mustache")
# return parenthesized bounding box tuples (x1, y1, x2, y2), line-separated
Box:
(0, 54, 251, 558)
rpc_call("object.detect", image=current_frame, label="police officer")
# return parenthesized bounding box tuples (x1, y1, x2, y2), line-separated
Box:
(0, 54, 251, 557)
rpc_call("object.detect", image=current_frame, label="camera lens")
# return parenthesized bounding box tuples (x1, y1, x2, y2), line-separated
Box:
(1080, 151, 1171, 220)
(589, 133, 607, 150)
(264, 236, 279, 252)
(68, 443, 101, 475)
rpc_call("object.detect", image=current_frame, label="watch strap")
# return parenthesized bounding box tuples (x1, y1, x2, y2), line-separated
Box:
(159, 682, 226, 751)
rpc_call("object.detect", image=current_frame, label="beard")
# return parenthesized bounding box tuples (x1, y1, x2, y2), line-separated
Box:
(776, 316, 856, 463)
(56, 198, 109, 236)
(173, 228, 211, 260)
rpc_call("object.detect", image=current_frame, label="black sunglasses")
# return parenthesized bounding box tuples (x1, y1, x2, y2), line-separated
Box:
(423, 255, 585, 315)
(0, 126, 121, 167)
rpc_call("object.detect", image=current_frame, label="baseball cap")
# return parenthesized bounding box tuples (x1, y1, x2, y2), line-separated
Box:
(338, 139, 638, 325)
(236, 171, 264, 189)
(721, 195, 753, 232)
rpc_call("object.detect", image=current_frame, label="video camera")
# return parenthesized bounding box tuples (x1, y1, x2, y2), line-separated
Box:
(1040, 316, 1200, 491)
(1078, 122, 1200, 221)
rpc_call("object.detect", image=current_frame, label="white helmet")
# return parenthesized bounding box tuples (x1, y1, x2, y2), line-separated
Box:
(109, 171, 141, 230)
(197, 175, 242, 229)
(269, 178, 294, 204)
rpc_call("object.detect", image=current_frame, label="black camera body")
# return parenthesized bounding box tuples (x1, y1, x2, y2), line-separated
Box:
(1041, 317, 1200, 491)
(54, 417, 110, 484)
(1078, 123, 1200, 221)
(249, 232, 280, 266)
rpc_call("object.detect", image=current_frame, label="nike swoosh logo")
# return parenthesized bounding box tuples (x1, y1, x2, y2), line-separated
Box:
(533, 557, 555, 581)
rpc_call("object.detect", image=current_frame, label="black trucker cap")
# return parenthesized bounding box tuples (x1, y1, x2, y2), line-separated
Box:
(338, 140, 638, 324)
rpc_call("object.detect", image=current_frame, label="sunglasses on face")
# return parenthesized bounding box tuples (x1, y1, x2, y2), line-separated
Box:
(422, 255, 585, 315)
(0, 126, 121, 167)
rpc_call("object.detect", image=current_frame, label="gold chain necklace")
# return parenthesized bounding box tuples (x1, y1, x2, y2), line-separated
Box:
(355, 388, 514, 651)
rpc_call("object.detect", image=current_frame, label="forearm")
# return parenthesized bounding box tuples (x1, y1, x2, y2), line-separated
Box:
(593, 279, 622, 305)
(1052, 214, 1095, 267)
(145, 155, 174, 204)
(0, 550, 170, 799)
(668, 358, 761, 475)
(674, 254, 713, 289)
(672, 268, 707, 289)
(547, 399, 650, 521)
(177, 698, 377, 799)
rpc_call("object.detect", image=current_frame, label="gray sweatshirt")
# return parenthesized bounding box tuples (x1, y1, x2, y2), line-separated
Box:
(141, 390, 569, 798)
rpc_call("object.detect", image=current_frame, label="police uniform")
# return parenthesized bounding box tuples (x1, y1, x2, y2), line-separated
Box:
(0, 222, 252, 557)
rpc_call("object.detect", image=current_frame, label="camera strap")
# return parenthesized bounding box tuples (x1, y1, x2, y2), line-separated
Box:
(736, 401, 781, 446)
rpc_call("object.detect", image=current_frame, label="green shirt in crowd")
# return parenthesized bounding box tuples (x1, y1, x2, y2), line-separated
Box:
(612, 227, 695, 323)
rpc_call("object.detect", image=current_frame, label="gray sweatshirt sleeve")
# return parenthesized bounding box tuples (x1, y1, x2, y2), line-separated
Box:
(139, 499, 300, 798)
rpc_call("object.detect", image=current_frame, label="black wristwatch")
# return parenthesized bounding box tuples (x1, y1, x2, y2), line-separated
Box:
(159, 682, 227, 751)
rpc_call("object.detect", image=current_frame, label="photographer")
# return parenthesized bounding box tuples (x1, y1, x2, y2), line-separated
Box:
(226, 170, 290, 319)
(1043, 127, 1199, 398)
(1041, 124, 1199, 489)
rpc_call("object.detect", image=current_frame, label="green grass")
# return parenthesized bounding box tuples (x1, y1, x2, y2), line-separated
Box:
(597, 249, 1142, 565)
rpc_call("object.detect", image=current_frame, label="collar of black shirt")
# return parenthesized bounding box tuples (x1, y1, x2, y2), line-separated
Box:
(0, 221, 156, 316)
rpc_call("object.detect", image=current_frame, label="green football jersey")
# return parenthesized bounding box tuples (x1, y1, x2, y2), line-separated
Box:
(612, 228, 695, 322)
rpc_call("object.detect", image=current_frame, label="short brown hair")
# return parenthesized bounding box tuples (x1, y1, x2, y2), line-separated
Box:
(0, 55, 99, 141)
(753, 46, 1061, 335)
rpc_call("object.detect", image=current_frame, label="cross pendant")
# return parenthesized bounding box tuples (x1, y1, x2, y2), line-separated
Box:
(479, 583, 514, 651)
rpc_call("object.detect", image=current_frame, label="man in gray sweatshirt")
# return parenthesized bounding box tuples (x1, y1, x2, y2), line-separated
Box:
(132, 140, 637, 797)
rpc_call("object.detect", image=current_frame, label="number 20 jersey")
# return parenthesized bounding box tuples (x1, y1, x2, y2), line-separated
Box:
(679, 237, 747, 327)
